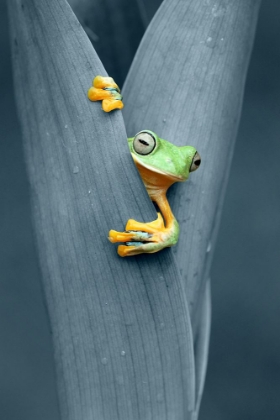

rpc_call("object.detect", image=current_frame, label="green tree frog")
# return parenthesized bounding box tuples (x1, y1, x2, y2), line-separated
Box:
(109, 130, 201, 257)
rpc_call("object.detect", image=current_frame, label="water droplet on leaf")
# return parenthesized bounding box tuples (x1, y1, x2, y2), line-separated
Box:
(212, 3, 227, 17)
(206, 36, 216, 48)
(219, 37, 226, 54)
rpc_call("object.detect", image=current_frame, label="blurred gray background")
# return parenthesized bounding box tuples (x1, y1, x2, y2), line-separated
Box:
(0, 1, 279, 419)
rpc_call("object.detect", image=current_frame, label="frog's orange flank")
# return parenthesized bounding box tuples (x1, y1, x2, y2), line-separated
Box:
(88, 76, 124, 112)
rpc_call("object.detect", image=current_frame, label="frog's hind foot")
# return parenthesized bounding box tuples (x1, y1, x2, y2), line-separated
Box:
(108, 213, 178, 257)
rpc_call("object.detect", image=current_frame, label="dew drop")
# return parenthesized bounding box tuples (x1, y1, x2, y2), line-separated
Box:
(121, 350, 126, 357)
(212, 4, 227, 17)
(101, 357, 108, 365)
(207, 242, 212, 253)
(73, 166, 79, 174)
(88, 190, 91, 194)
(206, 36, 216, 49)
(162, 118, 166, 123)
(65, 124, 68, 129)
(219, 37, 226, 54)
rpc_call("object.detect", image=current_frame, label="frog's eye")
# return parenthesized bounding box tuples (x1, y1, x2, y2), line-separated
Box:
(190, 151, 201, 172)
(133, 132, 156, 155)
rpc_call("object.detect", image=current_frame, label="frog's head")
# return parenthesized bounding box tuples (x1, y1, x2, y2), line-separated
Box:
(128, 130, 201, 182)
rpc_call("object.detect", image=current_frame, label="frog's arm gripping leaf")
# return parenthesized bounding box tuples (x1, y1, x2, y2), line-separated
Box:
(88, 75, 124, 112)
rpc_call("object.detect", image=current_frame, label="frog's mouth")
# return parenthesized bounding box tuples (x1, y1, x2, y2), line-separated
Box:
(131, 154, 185, 182)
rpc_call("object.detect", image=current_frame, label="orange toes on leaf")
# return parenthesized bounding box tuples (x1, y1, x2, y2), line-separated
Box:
(88, 75, 123, 112)
(102, 99, 124, 112)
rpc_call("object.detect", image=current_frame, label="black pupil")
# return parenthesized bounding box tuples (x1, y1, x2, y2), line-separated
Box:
(139, 139, 149, 146)
(194, 159, 201, 166)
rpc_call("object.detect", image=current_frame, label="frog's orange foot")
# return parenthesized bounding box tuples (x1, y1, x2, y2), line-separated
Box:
(88, 75, 124, 112)
(108, 213, 179, 257)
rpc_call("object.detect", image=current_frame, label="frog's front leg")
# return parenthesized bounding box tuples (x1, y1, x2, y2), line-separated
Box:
(108, 212, 179, 257)
(88, 75, 123, 112)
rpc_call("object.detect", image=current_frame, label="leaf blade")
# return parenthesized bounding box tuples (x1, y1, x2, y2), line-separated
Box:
(9, 0, 196, 418)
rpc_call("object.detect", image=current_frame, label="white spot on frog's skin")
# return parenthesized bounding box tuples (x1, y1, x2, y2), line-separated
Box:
(120, 350, 126, 356)
(165, 158, 172, 164)
(207, 241, 212, 253)
(73, 166, 79, 174)
(101, 357, 108, 365)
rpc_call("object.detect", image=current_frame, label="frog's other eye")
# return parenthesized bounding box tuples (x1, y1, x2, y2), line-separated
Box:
(190, 151, 201, 172)
(133, 132, 156, 155)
